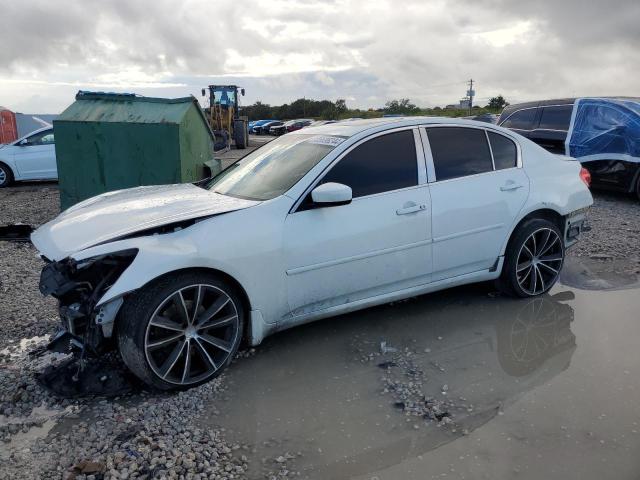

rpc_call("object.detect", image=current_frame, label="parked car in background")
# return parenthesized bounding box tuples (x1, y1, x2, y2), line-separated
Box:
(256, 120, 283, 135)
(32, 117, 592, 390)
(499, 97, 640, 199)
(270, 119, 313, 136)
(0, 126, 57, 187)
(470, 113, 499, 124)
(249, 120, 274, 134)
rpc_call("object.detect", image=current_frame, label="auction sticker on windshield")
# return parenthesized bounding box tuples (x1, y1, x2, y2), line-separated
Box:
(307, 135, 345, 147)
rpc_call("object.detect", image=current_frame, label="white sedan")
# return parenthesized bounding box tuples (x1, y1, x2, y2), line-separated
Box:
(0, 126, 57, 187)
(31, 118, 592, 389)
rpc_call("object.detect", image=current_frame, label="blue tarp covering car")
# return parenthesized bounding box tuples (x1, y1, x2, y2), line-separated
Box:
(566, 98, 640, 163)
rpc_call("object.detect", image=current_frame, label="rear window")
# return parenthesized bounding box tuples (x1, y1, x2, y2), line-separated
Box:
(538, 105, 573, 131)
(501, 108, 536, 130)
(427, 127, 493, 181)
(488, 132, 517, 170)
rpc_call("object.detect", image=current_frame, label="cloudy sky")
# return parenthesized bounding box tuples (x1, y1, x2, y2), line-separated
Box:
(1, 0, 638, 113)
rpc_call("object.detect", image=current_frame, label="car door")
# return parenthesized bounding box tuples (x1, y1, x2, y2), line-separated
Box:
(423, 126, 529, 281)
(12, 129, 57, 179)
(283, 128, 432, 317)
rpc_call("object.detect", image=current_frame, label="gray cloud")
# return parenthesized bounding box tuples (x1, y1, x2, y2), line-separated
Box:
(1, 0, 638, 112)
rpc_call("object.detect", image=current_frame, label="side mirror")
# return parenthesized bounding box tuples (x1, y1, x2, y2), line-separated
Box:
(201, 88, 206, 97)
(241, 88, 245, 96)
(311, 182, 352, 207)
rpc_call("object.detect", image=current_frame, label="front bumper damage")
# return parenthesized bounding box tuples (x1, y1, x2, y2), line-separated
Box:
(39, 249, 137, 354)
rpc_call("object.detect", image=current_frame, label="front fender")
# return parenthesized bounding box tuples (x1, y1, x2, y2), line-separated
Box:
(73, 197, 291, 326)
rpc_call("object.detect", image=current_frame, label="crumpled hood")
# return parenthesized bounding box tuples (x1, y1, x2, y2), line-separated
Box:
(31, 184, 260, 260)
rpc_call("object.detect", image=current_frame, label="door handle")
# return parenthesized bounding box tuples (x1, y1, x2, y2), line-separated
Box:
(396, 203, 427, 215)
(500, 183, 524, 191)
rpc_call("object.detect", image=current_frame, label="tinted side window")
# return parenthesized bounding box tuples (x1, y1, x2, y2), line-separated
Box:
(428, 127, 493, 181)
(538, 105, 573, 130)
(321, 130, 418, 197)
(488, 132, 517, 170)
(501, 108, 536, 130)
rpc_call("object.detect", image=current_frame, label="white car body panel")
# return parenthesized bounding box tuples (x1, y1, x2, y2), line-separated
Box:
(31, 117, 593, 346)
(0, 126, 57, 181)
(31, 184, 260, 261)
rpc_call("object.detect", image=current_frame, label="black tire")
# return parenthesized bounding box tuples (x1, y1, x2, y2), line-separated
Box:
(234, 120, 246, 149)
(498, 218, 565, 298)
(117, 271, 245, 390)
(0, 162, 14, 188)
(635, 174, 640, 202)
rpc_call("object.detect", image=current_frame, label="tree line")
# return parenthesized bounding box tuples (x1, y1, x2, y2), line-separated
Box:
(239, 96, 509, 121)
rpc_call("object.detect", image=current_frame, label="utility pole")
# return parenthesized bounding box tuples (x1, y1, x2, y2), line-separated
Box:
(467, 78, 474, 115)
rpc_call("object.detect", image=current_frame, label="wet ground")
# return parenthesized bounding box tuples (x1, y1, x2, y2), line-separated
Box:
(207, 277, 640, 480)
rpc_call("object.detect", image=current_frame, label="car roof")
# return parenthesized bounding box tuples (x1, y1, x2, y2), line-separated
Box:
(502, 96, 640, 115)
(299, 116, 504, 137)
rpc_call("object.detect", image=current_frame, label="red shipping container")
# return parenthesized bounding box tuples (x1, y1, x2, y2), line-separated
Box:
(0, 107, 18, 144)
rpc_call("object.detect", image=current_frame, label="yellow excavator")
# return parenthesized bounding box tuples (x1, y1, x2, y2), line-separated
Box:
(201, 85, 249, 151)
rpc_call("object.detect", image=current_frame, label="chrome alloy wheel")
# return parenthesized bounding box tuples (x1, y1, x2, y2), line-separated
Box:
(0, 167, 7, 185)
(516, 227, 564, 296)
(144, 284, 240, 385)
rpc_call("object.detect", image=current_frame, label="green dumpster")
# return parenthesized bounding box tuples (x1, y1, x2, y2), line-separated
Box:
(53, 91, 215, 210)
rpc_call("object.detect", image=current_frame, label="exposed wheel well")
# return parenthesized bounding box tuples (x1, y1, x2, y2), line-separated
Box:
(118, 267, 253, 346)
(504, 208, 564, 254)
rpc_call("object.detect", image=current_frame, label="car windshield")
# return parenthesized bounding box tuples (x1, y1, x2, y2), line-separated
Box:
(205, 133, 346, 200)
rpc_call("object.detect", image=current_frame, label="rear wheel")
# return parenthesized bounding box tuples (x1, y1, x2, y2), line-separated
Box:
(0, 162, 14, 188)
(498, 219, 564, 297)
(117, 272, 244, 390)
(635, 174, 640, 202)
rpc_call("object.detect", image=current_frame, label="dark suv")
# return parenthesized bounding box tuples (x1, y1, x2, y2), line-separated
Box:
(498, 98, 640, 199)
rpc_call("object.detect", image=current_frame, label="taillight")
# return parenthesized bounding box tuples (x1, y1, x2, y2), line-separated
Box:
(580, 167, 591, 187)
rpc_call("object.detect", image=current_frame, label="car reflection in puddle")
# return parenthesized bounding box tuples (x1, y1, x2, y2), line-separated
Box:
(207, 286, 577, 479)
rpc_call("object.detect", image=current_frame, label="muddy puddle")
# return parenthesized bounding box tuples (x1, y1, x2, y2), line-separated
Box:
(207, 283, 640, 480)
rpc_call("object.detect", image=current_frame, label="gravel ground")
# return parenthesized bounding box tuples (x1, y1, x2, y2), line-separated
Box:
(569, 191, 640, 262)
(0, 183, 638, 479)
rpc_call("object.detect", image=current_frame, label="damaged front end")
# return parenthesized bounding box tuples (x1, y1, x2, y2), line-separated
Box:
(39, 249, 138, 355)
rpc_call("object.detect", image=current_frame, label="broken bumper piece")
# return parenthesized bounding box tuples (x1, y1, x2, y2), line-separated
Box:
(47, 330, 84, 354)
(38, 249, 138, 353)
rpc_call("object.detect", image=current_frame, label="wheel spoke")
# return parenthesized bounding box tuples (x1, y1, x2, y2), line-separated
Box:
(194, 338, 217, 370)
(159, 340, 186, 379)
(517, 260, 532, 272)
(150, 315, 184, 332)
(198, 333, 232, 353)
(535, 265, 546, 293)
(181, 340, 192, 383)
(173, 291, 190, 325)
(538, 261, 559, 274)
(530, 232, 538, 256)
(196, 296, 230, 326)
(537, 230, 551, 257)
(540, 253, 563, 262)
(540, 235, 559, 256)
(147, 332, 184, 350)
(522, 244, 534, 259)
(197, 314, 237, 331)
(529, 263, 537, 293)
(191, 286, 202, 325)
